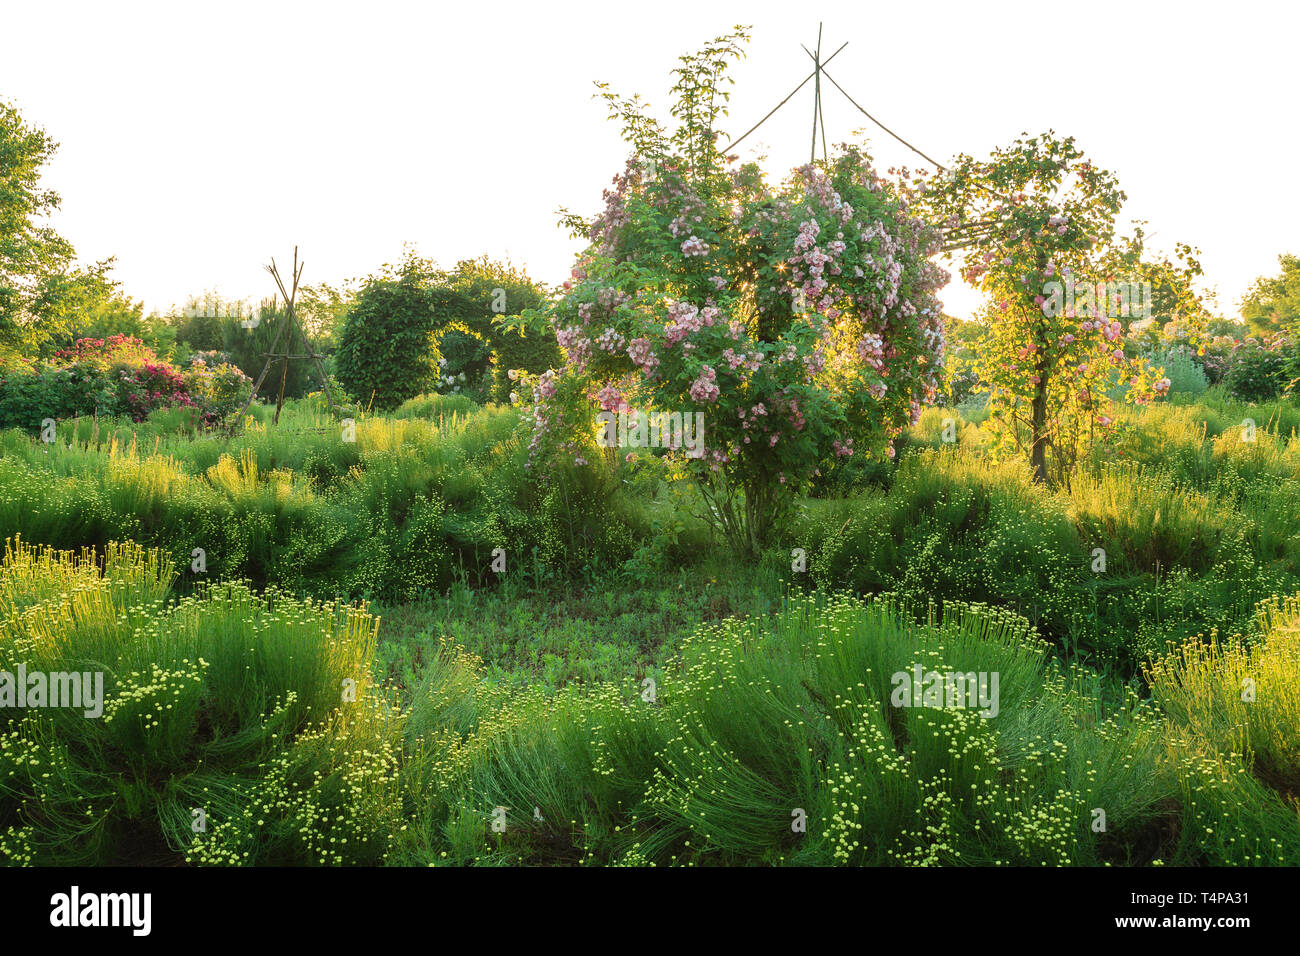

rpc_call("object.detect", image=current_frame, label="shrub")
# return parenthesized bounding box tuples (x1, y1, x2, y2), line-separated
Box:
(488, 310, 563, 404)
(531, 35, 946, 553)
(394, 594, 1177, 866)
(183, 356, 253, 427)
(1148, 345, 1208, 398)
(1147, 596, 1300, 863)
(334, 254, 444, 411)
(0, 539, 399, 866)
(436, 256, 550, 397)
(0, 336, 212, 428)
(1222, 337, 1293, 403)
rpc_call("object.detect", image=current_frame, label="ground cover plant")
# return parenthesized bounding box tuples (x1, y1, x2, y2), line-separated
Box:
(4, 535, 1300, 867)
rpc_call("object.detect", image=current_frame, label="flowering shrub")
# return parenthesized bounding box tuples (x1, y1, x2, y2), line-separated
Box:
(50, 333, 156, 370)
(116, 360, 195, 421)
(1222, 334, 1296, 403)
(0, 335, 248, 430)
(528, 33, 947, 552)
(918, 134, 1180, 486)
(489, 309, 563, 404)
(184, 355, 253, 426)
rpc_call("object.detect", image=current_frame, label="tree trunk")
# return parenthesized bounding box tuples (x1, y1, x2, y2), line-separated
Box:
(1030, 360, 1049, 485)
(1029, 253, 1052, 486)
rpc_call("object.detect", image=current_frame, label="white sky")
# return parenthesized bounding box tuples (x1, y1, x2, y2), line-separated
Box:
(2, 0, 1295, 320)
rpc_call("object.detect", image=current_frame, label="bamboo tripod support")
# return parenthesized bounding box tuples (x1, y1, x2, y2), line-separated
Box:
(228, 247, 339, 433)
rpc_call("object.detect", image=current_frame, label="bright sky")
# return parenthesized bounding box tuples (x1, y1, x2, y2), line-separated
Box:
(3, 0, 1295, 321)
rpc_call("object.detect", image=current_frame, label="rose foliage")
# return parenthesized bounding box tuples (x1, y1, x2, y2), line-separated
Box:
(524, 31, 948, 553)
(916, 133, 1195, 486)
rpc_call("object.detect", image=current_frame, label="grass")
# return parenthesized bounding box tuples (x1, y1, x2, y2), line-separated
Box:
(2, 389, 1300, 865)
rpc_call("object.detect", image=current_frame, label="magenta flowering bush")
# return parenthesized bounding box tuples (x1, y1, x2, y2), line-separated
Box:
(118, 360, 195, 421)
(526, 33, 947, 553)
(0, 335, 250, 429)
(45, 335, 194, 421)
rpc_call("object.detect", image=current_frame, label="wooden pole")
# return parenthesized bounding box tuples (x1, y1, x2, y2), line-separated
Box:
(810, 24, 822, 164)
(263, 248, 339, 417)
(229, 298, 290, 433)
(228, 246, 340, 435)
(721, 42, 847, 155)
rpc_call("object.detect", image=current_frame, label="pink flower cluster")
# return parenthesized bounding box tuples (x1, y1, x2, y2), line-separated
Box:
(680, 236, 710, 257)
(664, 302, 719, 348)
(689, 365, 719, 403)
(556, 325, 593, 372)
(594, 384, 628, 412)
(722, 347, 762, 372)
(595, 327, 626, 354)
(627, 337, 660, 376)
(856, 332, 886, 373)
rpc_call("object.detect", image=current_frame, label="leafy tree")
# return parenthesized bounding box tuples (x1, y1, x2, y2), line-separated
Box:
(1241, 253, 1300, 336)
(334, 252, 445, 410)
(178, 311, 226, 352)
(297, 281, 355, 347)
(0, 100, 117, 354)
(1099, 232, 1208, 336)
(66, 290, 148, 343)
(919, 133, 1179, 486)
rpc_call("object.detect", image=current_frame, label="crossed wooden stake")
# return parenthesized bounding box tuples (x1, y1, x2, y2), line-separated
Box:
(228, 246, 339, 433)
(724, 24, 1012, 254)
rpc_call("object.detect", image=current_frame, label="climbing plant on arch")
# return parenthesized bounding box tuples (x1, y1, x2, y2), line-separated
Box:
(334, 252, 553, 410)
(916, 132, 1203, 487)
(524, 30, 948, 555)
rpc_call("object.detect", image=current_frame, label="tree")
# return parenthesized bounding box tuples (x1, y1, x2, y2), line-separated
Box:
(222, 301, 324, 401)
(0, 100, 117, 355)
(1241, 253, 1300, 337)
(334, 251, 445, 410)
(919, 133, 1176, 486)
(68, 291, 147, 342)
(297, 281, 356, 347)
(436, 256, 550, 395)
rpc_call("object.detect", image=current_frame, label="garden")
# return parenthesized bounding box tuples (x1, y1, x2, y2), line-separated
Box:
(2, 28, 1300, 870)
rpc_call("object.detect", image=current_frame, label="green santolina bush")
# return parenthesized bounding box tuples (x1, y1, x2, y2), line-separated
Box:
(392, 592, 1300, 866)
(3, 393, 1299, 676)
(5, 543, 1300, 866)
(0, 395, 639, 599)
(0, 539, 398, 866)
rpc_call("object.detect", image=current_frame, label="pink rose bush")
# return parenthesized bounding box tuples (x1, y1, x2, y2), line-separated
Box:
(918, 133, 1178, 486)
(526, 52, 947, 552)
